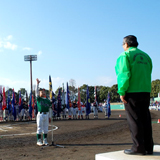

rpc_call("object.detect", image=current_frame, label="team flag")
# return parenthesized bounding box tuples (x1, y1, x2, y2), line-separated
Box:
(107, 92, 111, 118)
(77, 87, 81, 111)
(18, 91, 22, 113)
(0, 86, 2, 110)
(86, 85, 91, 116)
(7, 90, 11, 114)
(94, 86, 98, 106)
(29, 91, 32, 118)
(14, 90, 16, 104)
(94, 86, 97, 101)
(32, 94, 35, 118)
(2, 87, 6, 110)
(49, 75, 53, 100)
(61, 83, 65, 107)
(12, 89, 16, 120)
(65, 82, 70, 109)
(57, 88, 61, 118)
(52, 91, 56, 104)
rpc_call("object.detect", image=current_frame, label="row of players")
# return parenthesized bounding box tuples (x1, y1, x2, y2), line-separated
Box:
(0, 100, 109, 121)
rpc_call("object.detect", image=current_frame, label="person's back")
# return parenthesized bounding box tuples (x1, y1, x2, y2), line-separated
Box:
(115, 35, 153, 155)
(115, 36, 152, 96)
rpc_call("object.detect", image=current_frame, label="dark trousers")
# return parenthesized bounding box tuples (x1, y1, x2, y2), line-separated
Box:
(124, 92, 153, 153)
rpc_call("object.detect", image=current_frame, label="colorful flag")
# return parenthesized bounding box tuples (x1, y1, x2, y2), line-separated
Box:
(86, 85, 91, 116)
(49, 75, 52, 100)
(7, 90, 11, 114)
(18, 91, 22, 113)
(57, 88, 61, 117)
(77, 87, 81, 110)
(12, 89, 16, 120)
(2, 87, 6, 110)
(52, 91, 56, 104)
(65, 82, 70, 109)
(107, 92, 111, 118)
(32, 94, 35, 118)
(0, 86, 2, 110)
(61, 83, 65, 106)
(14, 90, 16, 104)
(94, 86, 98, 106)
(29, 91, 32, 118)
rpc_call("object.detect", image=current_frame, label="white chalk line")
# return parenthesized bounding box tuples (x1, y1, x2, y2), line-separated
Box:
(0, 125, 58, 137)
(0, 121, 37, 132)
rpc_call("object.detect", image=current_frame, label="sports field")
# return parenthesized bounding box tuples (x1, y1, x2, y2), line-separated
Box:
(0, 110, 160, 160)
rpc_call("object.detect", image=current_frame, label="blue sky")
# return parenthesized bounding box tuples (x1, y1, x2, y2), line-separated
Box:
(0, 0, 160, 92)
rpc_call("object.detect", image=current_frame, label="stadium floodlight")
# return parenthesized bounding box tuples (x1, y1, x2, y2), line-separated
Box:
(24, 55, 37, 93)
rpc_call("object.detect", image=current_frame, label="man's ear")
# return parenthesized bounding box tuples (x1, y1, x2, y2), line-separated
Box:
(126, 43, 129, 48)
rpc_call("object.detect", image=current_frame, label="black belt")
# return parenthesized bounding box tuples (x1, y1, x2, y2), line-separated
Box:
(40, 112, 47, 114)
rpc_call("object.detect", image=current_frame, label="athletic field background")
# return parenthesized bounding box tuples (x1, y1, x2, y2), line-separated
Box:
(110, 103, 124, 110)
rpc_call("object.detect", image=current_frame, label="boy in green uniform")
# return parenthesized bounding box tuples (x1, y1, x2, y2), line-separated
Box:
(36, 78, 52, 146)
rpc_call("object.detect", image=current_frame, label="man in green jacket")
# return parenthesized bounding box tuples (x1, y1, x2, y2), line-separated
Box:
(115, 35, 153, 155)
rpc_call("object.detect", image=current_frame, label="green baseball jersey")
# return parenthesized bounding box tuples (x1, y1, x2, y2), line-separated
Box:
(36, 96, 52, 112)
(115, 47, 152, 96)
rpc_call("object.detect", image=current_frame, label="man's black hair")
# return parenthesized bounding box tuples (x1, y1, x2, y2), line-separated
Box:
(123, 35, 139, 47)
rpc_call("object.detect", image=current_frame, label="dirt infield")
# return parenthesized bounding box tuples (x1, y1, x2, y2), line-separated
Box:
(0, 110, 160, 160)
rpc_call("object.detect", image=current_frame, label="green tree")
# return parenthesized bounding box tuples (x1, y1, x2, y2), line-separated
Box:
(79, 84, 88, 103)
(151, 79, 160, 98)
(109, 84, 120, 102)
(99, 86, 110, 102)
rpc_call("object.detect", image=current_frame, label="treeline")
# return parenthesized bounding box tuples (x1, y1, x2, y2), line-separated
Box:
(4, 79, 160, 103)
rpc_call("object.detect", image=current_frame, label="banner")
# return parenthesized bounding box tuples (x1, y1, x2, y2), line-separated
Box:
(86, 85, 91, 116)
(32, 94, 35, 118)
(65, 82, 70, 109)
(2, 87, 6, 110)
(19, 91, 22, 113)
(107, 92, 111, 118)
(49, 75, 52, 100)
(7, 90, 11, 114)
(78, 87, 81, 110)
(0, 86, 2, 110)
(61, 83, 65, 106)
(57, 88, 61, 117)
(29, 91, 32, 118)
(12, 89, 16, 120)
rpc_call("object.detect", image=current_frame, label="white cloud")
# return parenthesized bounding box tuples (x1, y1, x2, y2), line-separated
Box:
(4, 35, 13, 41)
(38, 50, 42, 55)
(0, 35, 17, 50)
(4, 42, 17, 50)
(0, 77, 30, 92)
(96, 76, 114, 86)
(23, 47, 32, 51)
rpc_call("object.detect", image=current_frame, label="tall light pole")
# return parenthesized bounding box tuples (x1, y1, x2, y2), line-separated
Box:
(24, 55, 37, 93)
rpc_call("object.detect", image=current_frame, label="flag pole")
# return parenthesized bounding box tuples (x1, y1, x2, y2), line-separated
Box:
(49, 76, 64, 148)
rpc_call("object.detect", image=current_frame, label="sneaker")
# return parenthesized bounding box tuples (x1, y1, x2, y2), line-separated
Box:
(37, 139, 43, 146)
(43, 138, 49, 146)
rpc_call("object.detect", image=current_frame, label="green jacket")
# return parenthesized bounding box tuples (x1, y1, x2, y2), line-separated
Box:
(115, 47, 152, 96)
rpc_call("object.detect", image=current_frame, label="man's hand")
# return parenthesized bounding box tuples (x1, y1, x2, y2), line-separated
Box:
(120, 95, 127, 104)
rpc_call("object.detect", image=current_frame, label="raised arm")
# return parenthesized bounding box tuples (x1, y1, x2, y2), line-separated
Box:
(35, 78, 41, 97)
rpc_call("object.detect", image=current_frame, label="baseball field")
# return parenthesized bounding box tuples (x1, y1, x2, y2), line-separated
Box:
(0, 110, 160, 160)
